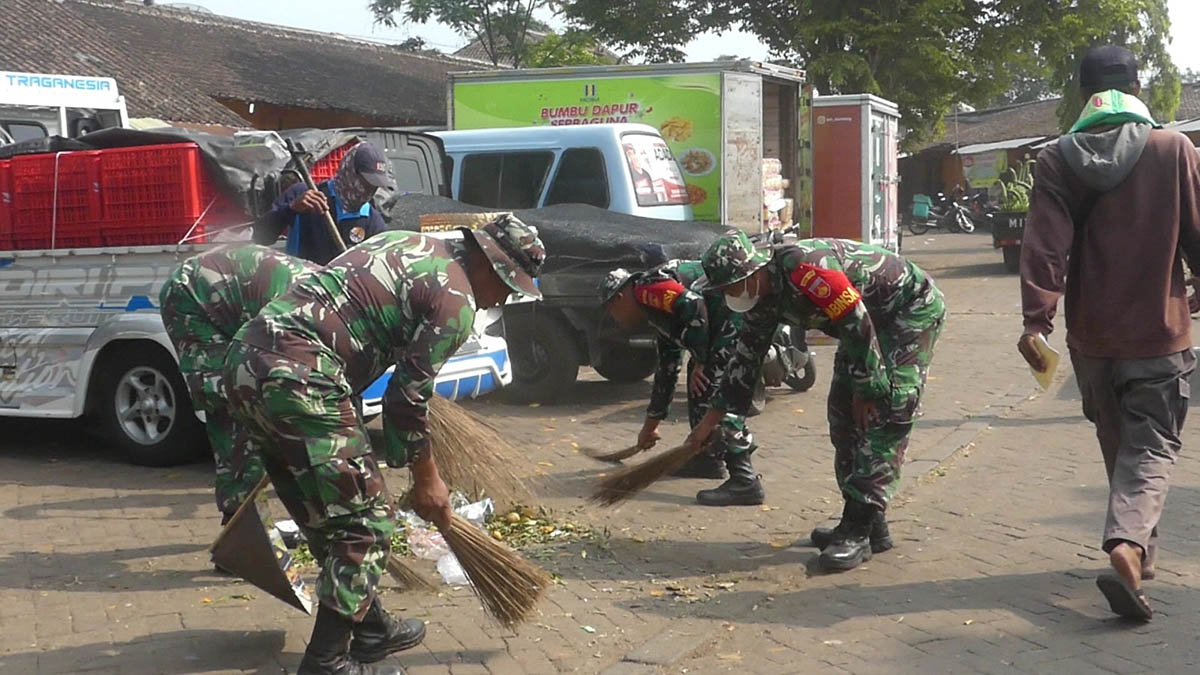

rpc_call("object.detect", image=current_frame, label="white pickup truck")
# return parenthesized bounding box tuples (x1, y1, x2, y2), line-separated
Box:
(0, 72, 516, 466)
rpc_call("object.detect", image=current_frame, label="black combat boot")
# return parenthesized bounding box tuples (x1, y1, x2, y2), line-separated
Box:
(818, 501, 879, 572)
(349, 597, 426, 663)
(695, 452, 765, 506)
(671, 452, 727, 479)
(298, 604, 405, 675)
(810, 510, 893, 553)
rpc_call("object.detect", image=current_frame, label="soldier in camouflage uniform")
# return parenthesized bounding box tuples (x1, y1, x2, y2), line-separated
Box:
(599, 260, 762, 506)
(159, 245, 317, 527)
(223, 216, 545, 675)
(692, 232, 945, 572)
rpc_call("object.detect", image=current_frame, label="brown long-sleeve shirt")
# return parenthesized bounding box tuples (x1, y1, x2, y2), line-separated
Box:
(1021, 126, 1200, 358)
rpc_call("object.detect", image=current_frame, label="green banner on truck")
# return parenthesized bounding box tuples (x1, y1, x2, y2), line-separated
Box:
(452, 74, 723, 221)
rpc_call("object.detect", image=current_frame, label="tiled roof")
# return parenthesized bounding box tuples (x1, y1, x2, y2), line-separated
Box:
(914, 99, 1063, 153)
(1177, 83, 1200, 121)
(916, 82, 1200, 154)
(0, 0, 486, 126)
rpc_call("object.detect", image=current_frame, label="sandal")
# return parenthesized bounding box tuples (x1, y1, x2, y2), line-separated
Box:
(1097, 573, 1153, 621)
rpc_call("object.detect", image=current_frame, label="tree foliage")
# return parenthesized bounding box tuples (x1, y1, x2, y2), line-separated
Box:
(521, 30, 616, 67)
(560, 0, 1180, 148)
(371, 0, 550, 68)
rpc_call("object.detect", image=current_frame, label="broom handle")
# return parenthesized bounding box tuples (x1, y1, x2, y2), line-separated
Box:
(285, 139, 348, 254)
(209, 474, 272, 552)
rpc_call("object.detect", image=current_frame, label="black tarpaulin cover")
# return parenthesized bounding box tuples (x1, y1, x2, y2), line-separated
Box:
(384, 194, 730, 299)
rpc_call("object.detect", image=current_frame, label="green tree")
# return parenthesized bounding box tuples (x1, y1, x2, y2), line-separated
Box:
(521, 29, 616, 67)
(370, 0, 552, 68)
(560, 0, 1180, 148)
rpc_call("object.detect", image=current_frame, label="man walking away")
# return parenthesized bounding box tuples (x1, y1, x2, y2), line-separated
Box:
(1019, 45, 1200, 621)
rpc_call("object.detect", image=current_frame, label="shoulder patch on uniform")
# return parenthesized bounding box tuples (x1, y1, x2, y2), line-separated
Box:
(635, 280, 687, 313)
(789, 263, 862, 320)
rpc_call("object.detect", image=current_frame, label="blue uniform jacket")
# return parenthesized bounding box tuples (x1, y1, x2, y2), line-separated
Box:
(255, 180, 386, 265)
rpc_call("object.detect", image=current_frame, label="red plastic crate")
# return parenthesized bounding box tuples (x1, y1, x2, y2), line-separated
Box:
(0, 160, 11, 250)
(10, 151, 103, 249)
(310, 141, 359, 182)
(99, 143, 209, 224)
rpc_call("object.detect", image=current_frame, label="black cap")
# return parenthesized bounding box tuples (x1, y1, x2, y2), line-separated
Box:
(1080, 46, 1139, 91)
(350, 142, 395, 190)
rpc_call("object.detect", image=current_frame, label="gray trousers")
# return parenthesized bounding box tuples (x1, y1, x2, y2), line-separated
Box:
(1071, 348, 1195, 560)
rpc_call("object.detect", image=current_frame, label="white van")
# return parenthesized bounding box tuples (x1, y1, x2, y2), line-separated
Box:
(0, 71, 129, 143)
(432, 124, 694, 221)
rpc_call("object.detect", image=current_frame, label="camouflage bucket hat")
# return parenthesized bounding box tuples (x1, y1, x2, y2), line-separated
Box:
(694, 230, 771, 291)
(465, 214, 546, 300)
(597, 268, 635, 305)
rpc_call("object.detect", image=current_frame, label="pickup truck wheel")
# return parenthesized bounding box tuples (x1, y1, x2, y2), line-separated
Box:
(502, 313, 581, 404)
(1002, 245, 1021, 273)
(593, 346, 657, 383)
(94, 347, 206, 467)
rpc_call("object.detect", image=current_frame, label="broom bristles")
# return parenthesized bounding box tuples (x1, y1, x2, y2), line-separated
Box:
(428, 397, 536, 509)
(442, 514, 550, 629)
(385, 555, 437, 593)
(589, 441, 707, 507)
(582, 444, 645, 463)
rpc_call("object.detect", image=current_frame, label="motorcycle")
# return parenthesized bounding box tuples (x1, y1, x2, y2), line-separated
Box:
(750, 227, 819, 393)
(763, 324, 818, 392)
(907, 188, 975, 235)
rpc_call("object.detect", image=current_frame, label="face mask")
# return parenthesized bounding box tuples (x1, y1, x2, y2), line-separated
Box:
(333, 151, 375, 211)
(725, 275, 761, 313)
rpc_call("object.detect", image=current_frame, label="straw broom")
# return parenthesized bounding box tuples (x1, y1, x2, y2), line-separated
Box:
(427, 397, 536, 509)
(582, 444, 645, 463)
(589, 441, 707, 507)
(385, 555, 437, 593)
(441, 513, 551, 629)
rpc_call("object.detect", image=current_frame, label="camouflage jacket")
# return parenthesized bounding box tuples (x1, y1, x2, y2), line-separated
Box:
(714, 239, 941, 415)
(160, 244, 317, 375)
(641, 260, 743, 419)
(235, 232, 478, 467)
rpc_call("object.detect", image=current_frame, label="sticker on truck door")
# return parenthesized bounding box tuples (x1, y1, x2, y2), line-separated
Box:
(622, 134, 688, 207)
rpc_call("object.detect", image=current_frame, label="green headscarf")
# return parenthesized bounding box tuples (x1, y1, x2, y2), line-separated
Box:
(1069, 89, 1160, 134)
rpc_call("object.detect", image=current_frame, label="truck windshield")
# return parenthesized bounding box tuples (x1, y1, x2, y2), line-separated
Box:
(621, 133, 689, 207)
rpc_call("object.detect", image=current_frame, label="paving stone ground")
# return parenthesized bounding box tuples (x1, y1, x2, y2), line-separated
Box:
(1, 234, 1198, 673)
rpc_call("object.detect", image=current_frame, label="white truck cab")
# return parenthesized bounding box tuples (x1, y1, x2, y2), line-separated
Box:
(0, 71, 129, 143)
(433, 124, 694, 221)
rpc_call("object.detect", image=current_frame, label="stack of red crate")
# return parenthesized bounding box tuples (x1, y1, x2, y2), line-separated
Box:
(0, 160, 11, 250)
(9, 150, 104, 249)
(0, 142, 247, 251)
(99, 143, 221, 246)
(310, 141, 359, 183)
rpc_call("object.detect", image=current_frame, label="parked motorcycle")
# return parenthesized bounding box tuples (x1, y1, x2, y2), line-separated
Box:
(907, 188, 975, 235)
(763, 324, 818, 392)
(750, 227, 818, 392)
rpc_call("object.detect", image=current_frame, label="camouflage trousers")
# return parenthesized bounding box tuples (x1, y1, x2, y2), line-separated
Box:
(224, 340, 394, 621)
(828, 301, 945, 511)
(686, 360, 756, 458)
(181, 363, 266, 517)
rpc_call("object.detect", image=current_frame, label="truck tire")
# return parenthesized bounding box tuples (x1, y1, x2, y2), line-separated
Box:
(593, 345, 657, 383)
(1003, 245, 1021, 273)
(92, 344, 206, 467)
(502, 313, 581, 404)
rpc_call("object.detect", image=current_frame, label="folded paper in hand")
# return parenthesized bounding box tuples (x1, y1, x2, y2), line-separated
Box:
(1030, 334, 1060, 390)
